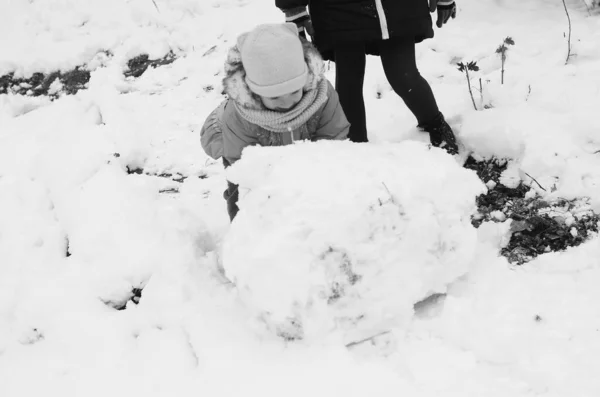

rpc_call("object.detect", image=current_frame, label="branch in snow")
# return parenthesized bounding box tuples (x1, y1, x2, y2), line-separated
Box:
(346, 330, 391, 348)
(562, 0, 573, 64)
(495, 37, 515, 85)
(457, 61, 480, 111)
(524, 172, 547, 192)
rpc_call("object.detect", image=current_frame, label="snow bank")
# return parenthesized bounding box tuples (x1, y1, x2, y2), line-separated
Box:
(3, 0, 600, 395)
(0, 0, 280, 77)
(459, 105, 600, 211)
(417, 226, 600, 397)
(223, 141, 486, 342)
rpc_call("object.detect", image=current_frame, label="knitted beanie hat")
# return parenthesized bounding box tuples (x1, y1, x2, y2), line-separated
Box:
(237, 23, 308, 98)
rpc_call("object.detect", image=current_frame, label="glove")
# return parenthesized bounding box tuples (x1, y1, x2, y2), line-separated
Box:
(429, 0, 457, 28)
(284, 7, 314, 39)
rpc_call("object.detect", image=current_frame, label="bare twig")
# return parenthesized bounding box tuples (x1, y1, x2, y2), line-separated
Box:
(562, 0, 572, 64)
(458, 62, 480, 111)
(479, 78, 484, 108)
(465, 69, 477, 111)
(382, 182, 392, 196)
(526, 85, 532, 101)
(346, 331, 391, 348)
(202, 45, 217, 57)
(501, 54, 505, 84)
(495, 38, 514, 84)
(151, 0, 160, 12)
(382, 182, 396, 204)
(524, 172, 547, 191)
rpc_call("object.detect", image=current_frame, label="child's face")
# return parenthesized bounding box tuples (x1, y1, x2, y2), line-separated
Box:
(260, 89, 303, 112)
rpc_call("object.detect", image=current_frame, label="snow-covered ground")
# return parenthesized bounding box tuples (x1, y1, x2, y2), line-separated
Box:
(1, 0, 600, 396)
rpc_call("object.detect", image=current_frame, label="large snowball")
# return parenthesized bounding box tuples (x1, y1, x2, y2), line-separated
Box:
(223, 141, 485, 342)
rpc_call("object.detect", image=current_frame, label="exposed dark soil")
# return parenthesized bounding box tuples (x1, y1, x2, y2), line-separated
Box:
(465, 156, 600, 264)
(103, 286, 145, 311)
(500, 205, 599, 264)
(124, 161, 207, 193)
(124, 52, 177, 78)
(126, 166, 205, 181)
(0, 67, 90, 98)
(0, 51, 177, 99)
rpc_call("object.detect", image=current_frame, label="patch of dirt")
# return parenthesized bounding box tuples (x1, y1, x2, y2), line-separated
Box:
(464, 157, 530, 228)
(464, 156, 508, 183)
(466, 156, 600, 265)
(0, 50, 177, 98)
(124, 52, 177, 78)
(320, 247, 362, 305)
(124, 162, 207, 190)
(102, 286, 145, 311)
(0, 67, 90, 98)
(499, 198, 599, 264)
(159, 187, 180, 194)
(20, 328, 45, 345)
(65, 236, 72, 257)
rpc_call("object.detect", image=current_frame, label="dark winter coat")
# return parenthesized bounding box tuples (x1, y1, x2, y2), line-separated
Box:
(276, 0, 435, 58)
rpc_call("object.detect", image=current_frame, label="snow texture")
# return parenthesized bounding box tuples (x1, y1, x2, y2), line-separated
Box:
(1, 0, 600, 396)
(224, 141, 485, 342)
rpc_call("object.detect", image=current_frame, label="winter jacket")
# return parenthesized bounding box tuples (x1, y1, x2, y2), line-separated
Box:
(200, 39, 350, 165)
(276, 0, 435, 59)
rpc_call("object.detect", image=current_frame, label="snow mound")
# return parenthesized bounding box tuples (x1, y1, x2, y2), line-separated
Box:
(222, 141, 486, 342)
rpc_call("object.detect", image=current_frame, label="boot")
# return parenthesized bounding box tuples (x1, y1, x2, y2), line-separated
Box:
(418, 112, 459, 155)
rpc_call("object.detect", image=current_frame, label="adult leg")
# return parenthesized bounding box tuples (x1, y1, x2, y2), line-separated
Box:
(334, 42, 368, 143)
(379, 37, 458, 154)
(378, 37, 439, 125)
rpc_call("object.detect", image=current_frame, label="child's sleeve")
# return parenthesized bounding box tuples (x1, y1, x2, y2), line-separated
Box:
(313, 81, 350, 141)
(200, 101, 258, 164)
(222, 105, 259, 164)
(200, 101, 226, 160)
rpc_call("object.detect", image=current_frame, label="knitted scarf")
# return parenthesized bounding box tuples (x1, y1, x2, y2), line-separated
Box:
(234, 78, 329, 133)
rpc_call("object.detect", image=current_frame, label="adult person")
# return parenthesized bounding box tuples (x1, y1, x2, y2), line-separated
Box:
(276, 0, 459, 154)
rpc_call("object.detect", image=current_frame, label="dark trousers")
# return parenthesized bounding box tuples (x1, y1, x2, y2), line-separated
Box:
(334, 37, 440, 143)
(222, 158, 239, 221)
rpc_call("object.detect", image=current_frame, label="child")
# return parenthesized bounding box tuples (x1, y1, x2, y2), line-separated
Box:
(200, 23, 350, 221)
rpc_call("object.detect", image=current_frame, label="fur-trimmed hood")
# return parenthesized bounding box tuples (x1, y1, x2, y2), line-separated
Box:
(222, 38, 325, 110)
